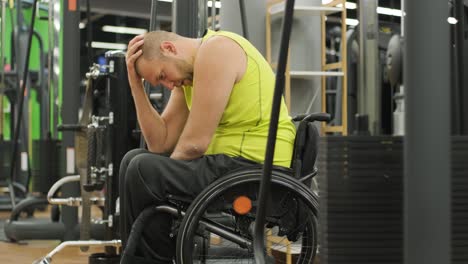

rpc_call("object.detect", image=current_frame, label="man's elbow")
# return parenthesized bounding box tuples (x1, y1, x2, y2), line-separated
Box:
(146, 136, 172, 154)
(169, 134, 213, 160)
(179, 137, 211, 159)
(170, 142, 207, 160)
(186, 141, 209, 157)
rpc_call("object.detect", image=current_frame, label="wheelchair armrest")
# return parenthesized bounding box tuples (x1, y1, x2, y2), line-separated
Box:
(292, 113, 331, 123)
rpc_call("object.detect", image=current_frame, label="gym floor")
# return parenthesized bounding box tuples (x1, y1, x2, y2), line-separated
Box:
(0, 208, 107, 263)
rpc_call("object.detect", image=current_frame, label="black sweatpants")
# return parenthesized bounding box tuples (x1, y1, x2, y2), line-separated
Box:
(119, 148, 258, 263)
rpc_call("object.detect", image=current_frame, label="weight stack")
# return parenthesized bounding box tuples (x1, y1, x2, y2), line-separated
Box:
(105, 50, 139, 180)
(317, 136, 403, 264)
(104, 50, 139, 241)
(452, 136, 468, 264)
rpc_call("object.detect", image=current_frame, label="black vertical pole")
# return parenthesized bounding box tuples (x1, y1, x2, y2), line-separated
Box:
(253, 0, 295, 262)
(149, 0, 158, 31)
(404, 0, 451, 264)
(86, 0, 93, 66)
(62, 0, 81, 240)
(173, 0, 206, 38)
(455, 0, 467, 134)
(239, 0, 249, 40)
(463, 5, 468, 134)
(451, 0, 464, 135)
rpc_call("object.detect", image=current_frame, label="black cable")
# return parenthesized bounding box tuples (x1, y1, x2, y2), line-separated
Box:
(239, 0, 249, 40)
(139, 0, 159, 149)
(86, 0, 92, 66)
(149, 0, 158, 32)
(253, 0, 295, 262)
(8, 0, 39, 207)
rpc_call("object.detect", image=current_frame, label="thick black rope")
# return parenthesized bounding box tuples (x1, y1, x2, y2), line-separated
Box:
(253, 0, 296, 262)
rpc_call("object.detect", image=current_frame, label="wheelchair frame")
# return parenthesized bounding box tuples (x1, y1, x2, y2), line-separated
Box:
(122, 112, 330, 264)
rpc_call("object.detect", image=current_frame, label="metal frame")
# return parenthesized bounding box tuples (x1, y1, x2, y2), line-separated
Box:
(266, 0, 347, 133)
(321, 0, 347, 135)
(265, 0, 290, 110)
(35, 240, 121, 264)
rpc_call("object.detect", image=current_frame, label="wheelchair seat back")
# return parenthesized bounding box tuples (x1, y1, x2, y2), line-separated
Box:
(290, 120, 319, 179)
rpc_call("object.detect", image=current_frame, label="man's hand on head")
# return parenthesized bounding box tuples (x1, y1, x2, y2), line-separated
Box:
(126, 34, 145, 91)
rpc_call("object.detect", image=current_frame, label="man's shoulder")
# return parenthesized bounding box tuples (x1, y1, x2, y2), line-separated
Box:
(196, 36, 245, 68)
(200, 34, 238, 50)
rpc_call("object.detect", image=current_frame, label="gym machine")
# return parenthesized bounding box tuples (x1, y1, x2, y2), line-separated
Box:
(34, 50, 139, 264)
(0, 0, 33, 210)
(0, 0, 56, 209)
(4, 0, 69, 242)
(318, 1, 468, 264)
(0, 0, 18, 208)
(35, 0, 163, 262)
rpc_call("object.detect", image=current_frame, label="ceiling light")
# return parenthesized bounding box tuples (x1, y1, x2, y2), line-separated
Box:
(207, 1, 222, 8)
(323, 1, 403, 17)
(102, 25, 148, 35)
(159, 0, 221, 8)
(91, 41, 128, 50)
(346, 18, 359, 26)
(377, 7, 402, 17)
(324, 16, 359, 26)
(337, 2, 357, 9)
(447, 17, 458, 24)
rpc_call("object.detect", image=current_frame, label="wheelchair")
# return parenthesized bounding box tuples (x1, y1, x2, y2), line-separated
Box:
(123, 113, 329, 264)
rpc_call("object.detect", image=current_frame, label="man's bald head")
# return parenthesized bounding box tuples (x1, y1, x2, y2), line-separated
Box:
(134, 31, 179, 78)
(141, 30, 180, 61)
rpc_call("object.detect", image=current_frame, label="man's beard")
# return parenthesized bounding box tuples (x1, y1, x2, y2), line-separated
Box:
(173, 57, 193, 82)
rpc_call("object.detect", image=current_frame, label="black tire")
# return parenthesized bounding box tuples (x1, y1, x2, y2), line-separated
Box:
(176, 168, 319, 264)
(88, 253, 120, 264)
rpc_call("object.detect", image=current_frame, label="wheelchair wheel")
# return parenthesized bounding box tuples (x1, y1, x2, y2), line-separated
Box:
(176, 168, 319, 264)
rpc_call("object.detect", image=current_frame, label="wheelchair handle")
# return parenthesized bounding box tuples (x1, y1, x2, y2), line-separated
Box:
(292, 113, 331, 123)
(57, 124, 86, 132)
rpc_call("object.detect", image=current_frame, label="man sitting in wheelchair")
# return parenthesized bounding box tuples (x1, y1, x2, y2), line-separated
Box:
(120, 29, 316, 264)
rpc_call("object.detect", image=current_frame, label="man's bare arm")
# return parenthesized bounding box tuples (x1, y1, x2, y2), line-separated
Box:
(171, 36, 246, 160)
(126, 35, 188, 153)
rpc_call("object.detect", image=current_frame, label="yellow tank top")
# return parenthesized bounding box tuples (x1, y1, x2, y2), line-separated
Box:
(182, 30, 296, 167)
